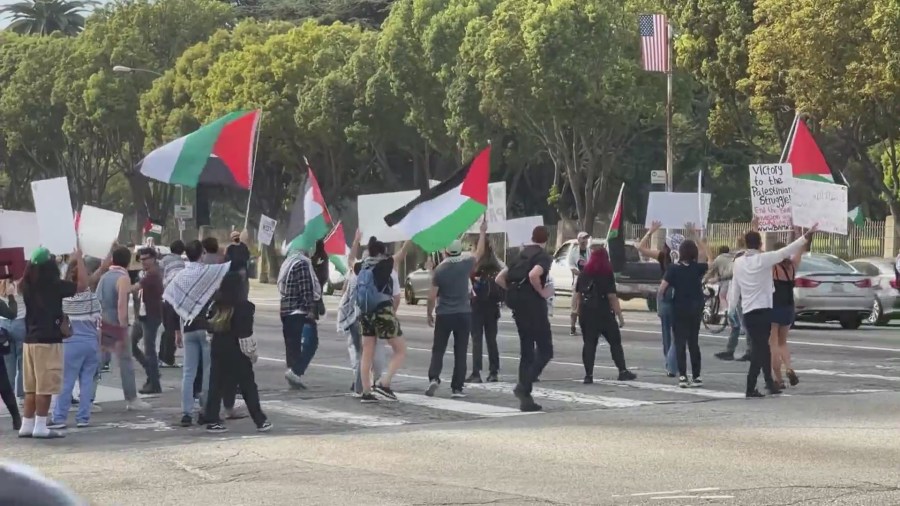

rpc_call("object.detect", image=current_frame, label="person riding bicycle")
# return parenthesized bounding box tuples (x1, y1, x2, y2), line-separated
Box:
(703, 245, 734, 308)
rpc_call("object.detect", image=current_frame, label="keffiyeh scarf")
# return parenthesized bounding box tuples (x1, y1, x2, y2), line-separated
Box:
(336, 272, 359, 334)
(163, 261, 231, 323)
(160, 254, 185, 288)
(62, 290, 101, 322)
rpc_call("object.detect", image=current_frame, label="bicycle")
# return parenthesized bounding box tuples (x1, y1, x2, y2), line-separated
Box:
(702, 284, 729, 334)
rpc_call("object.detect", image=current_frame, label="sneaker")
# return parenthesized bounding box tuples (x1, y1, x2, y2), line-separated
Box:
(257, 421, 273, 433)
(486, 373, 499, 383)
(126, 399, 151, 411)
(206, 423, 228, 434)
(746, 390, 765, 398)
(666, 372, 676, 378)
(425, 379, 440, 397)
(736, 353, 751, 362)
(285, 370, 307, 390)
(678, 376, 690, 388)
(766, 385, 783, 396)
(786, 369, 799, 387)
(47, 421, 67, 430)
(583, 375, 593, 385)
(569, 326, 578, 336)
(714, 351, 734, 361)
(374, 383, 398, 401)
(690, 377, 703, 387)
(71, 397, 79, 405)
(360, 393, 379, 403)
(76, 421, 90, 428)
(451, 389, 466, 398)
(519, 399, 542, 412)
(139, 384, 162, 395)
(617, 370, 637, 381)
(12, 416, 21, 431)
(465, 373, 482, 384)
(90, 404, 103, 413)
(33, 430, 65, 439)
(180, 415, 193, 427)
(101, 363, 111, 373)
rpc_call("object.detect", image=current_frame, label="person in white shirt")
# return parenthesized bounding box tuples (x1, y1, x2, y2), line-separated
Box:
(729, 220, 818, 398)
(566, 232, 590, 335)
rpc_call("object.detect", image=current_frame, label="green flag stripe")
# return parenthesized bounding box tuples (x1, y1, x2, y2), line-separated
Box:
(170, 111, 247, 186)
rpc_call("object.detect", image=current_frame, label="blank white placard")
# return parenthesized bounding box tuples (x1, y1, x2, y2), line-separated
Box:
(644, 192, 711, 229)
(358, 190, 421, 244)
(31, 177, 77, 255)
(78, 205, 123, 259)
(0, 210, 40, 255)
(505, 216, 545, 247)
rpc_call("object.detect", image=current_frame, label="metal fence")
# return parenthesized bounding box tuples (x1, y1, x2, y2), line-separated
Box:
(622, 221, 885, 260)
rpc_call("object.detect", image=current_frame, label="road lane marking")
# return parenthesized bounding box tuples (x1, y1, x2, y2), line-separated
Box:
(613, 487, 721, 497)
(465, 382, 659, 408)
(404, 346, 625, 372)
(573, 379, 745, 399)
(393, 393, 540, 417)
(795, 369, 900, 382)
(261, 400, 409, 427)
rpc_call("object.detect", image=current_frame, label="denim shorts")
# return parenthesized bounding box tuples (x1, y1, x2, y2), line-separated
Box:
(771, 305, 795, 326)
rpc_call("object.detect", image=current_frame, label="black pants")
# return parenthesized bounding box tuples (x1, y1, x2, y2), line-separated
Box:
(159, 328, 177, 365)
(429, 313, 471, 391)
(204, 340, 266, 427)
(672, 304, 703, 379)
(471, 304, 500, 376)
(580, 311, 626, 375)
(131, 322, 146, 371)
(512, 300, 553, 396)
(0, 357, 20, 426)
(744, 308, 776, 394)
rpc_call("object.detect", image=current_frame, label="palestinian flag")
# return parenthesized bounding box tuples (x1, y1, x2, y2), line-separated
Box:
(848, 206, 864, 227)
(324, 221, 348, 275)
(384, 146, 490, 253)
(285, 165, 331, 254)
(785, 118, 835, 183)
(138, 110, 260, 189)
(606, 183, 626, 273)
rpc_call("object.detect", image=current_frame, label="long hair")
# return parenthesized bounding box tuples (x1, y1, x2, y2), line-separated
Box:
(476, 242, 502, 274)
(583, 247, 613, 277)
(20, 260, 60, 302)
(209, 272, 245, 332)
(678, 240, 699, 263)
(313, 239, 328, 262)
(367, 236, 387, 257)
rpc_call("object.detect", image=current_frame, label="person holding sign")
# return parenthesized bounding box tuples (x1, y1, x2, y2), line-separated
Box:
(638, 222, 681, 378)
(728, 222, 818, 398)
(769, 239, 803, 389)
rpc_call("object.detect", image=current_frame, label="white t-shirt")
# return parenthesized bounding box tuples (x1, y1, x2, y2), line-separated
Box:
(390, 271, 401, 296)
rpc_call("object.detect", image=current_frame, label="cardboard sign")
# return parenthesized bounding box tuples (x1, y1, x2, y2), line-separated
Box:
(791, 178, 847, 235)
(31, 177, 77, 255)
(0, 210, 40, 255)
(644, 192, 711, 229)
(469, 182, 507, 233)
(749, 164, 793, 232)
(358, 190, 421, 243)
(78, 205, 123, 259)
(258, 214, 277, 246)
(0, 247, 26, 280)
(505, 216, 545, 247)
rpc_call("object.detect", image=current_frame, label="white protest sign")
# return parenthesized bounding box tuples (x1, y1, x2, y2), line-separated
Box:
(429, 180, 507, 233)
(77, 205, 123, 259)
(31, 177, 77, 254)
(749, 163, 793, 232)
(644, 192, 711, 229)
(358, 190, 421, 243)
(0, 210, 40, 254)
(791, 178, 847, 235)
(505, 216, 544, 247)
(257, 214, 277, 246)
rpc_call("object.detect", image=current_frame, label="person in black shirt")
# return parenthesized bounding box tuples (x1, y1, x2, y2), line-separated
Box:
(226, 231, 252, 296)
(575, 242, 635, 384)
(467, 242, 505, 384)
(658, 238, 710, 388)
(496, 226, 554, 412)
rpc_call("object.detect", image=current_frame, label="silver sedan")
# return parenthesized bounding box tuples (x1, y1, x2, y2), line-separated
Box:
(849, 257, 900, 326)
(793, 253, 875, 329)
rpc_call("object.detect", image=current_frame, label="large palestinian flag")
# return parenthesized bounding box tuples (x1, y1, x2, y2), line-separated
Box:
(606, 183, 626, 273)
(138, 110, 260, 189)
(384, 146, 490, 253)
(285, 166, 331, 254)
(324, 221, 349, 275)
(785, 118, 834, 183)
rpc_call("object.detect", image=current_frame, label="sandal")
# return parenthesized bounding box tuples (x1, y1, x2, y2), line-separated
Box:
(786, 369, 799, 386)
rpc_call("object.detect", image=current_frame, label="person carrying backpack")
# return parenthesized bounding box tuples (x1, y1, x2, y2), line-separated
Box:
(467, 241, 505, 384)
(356, 237, 411, 404)
(576, 240, 635, 384)
(495, 226, 554, 412)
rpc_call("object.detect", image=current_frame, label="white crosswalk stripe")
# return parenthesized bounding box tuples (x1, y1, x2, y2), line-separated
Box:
(394, 393, 540, 417)
(261, 400, 409, 427)
(466, 382, 660, 408)
(573, 379, 746, 399)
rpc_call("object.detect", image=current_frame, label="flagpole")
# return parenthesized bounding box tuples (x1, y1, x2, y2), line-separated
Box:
(779, 112, 800, 164)
(665, 22, 674, 193)
(242, 110, 263, 231)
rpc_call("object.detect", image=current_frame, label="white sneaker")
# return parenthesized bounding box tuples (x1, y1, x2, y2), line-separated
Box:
(285, 369, 303, 384)
(76, 421, 90, 428)
(126, 399, 151, 411)
(91, 404, 103, 413)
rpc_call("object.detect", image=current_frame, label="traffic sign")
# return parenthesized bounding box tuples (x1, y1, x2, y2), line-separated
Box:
(650, 170, 666, 185)
(174, 205, 193, 219)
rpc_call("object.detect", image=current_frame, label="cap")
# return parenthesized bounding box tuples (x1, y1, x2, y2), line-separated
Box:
(446, 240, 463, 256)
(230, 231, 240, 240)
(577, 232, 590, 239)
(30, 247, 52, 265)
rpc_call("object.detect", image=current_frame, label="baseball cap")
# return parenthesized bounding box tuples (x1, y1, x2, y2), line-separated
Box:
(577, 232, 590, 240)
(30, 247, 52, 265)
(230, 231, 240, 240)
(446, 240, 463, 256)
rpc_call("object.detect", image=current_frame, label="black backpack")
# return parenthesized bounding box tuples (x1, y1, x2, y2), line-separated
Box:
(505, 247, 543, 310)
(473, 271, 505, 305)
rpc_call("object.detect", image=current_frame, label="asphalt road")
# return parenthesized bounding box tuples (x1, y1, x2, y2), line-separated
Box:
(3, 285, 900, 505)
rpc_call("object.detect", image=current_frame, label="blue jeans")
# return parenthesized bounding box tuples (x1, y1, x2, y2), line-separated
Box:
(298, 320, 319, 376)
(53, 337, 99, 424)
(726, 307, 751, 355)
(658, 299, 678, 375)
(181, 330, 210, 417)
(1, 318, 25, 398)
(281, 314, 318, 377)
(139, 318, 161, 385)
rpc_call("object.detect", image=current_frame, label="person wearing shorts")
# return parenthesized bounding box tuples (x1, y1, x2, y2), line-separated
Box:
(357, 238, 410, 404)
(19, 247, 87, 439)
(770, 241, 801, 389)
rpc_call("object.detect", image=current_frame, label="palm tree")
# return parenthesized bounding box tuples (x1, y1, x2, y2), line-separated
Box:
(1, 0, 93, 36)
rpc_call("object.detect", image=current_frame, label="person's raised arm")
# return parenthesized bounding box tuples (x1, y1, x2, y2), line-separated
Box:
(115, 276, 130, 327)
(750, 215, 759, 233)
(757, 224, 818, 268)
(789, 227, 804, 267)
(349, 229, 362, 266)
(73, 248, 88, 293)
(89, 253, 112, 292)
(474, 218, 489, 260)
(639, 221, 662, 259)
(393, 241, 412, 265)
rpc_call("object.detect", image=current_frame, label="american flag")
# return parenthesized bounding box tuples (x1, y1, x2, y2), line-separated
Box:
(639, 14, 669, 73)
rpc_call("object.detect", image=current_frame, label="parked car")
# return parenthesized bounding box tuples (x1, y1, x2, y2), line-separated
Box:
(848, 257, 900, 326)
(405, 252, 442, 305)
(549, 239, 662, 309)
(793, 253, 875, 329)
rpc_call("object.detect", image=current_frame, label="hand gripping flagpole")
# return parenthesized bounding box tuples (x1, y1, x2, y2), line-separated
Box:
(243, 110, 264, 231)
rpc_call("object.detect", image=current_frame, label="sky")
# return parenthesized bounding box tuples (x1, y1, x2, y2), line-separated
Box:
(0, 0, 107, 28)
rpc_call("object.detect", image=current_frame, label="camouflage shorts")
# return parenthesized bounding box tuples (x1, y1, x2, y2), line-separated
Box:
(360, 305, 402, 340)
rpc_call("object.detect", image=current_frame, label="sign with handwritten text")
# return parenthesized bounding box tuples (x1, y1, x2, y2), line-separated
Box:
(749, 163, 793, 232)
(791, 178, 848, 235)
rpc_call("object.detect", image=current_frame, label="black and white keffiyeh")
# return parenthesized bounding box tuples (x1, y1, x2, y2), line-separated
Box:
(163, 261, 231, 323)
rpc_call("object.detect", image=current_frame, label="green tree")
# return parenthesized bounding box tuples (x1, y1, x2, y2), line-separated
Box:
(1, 0, 91, 36)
